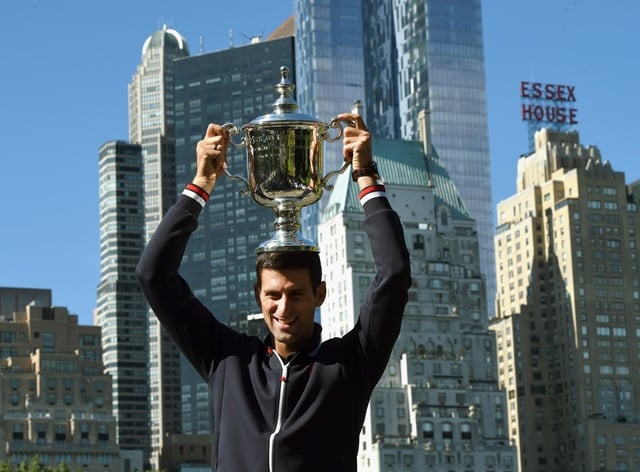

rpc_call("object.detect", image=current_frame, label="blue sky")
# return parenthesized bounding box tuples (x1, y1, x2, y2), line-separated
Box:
(1, 0, 638, 326)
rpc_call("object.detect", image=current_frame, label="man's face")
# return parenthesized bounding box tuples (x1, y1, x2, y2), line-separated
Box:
(255, 267, 326, 358)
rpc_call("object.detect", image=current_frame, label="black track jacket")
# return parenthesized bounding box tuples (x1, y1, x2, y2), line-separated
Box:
(136, 193, 411, 472)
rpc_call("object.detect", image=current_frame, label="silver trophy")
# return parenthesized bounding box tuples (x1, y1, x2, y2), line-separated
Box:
(224, 66, 353, 253)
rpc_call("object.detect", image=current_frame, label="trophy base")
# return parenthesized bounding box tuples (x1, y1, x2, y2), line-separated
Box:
(256, 232, 319, 253)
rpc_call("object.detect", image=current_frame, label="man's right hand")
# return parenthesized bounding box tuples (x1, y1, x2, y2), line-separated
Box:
(193, 123, 229, 194)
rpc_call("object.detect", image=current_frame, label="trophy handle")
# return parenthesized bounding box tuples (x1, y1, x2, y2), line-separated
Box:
(318, 116, 358, 190)
(325, 116, 352, 142)
(221, 122, 245, 149)
(220, 122, 250, 194)
(319, 162, 350, 191)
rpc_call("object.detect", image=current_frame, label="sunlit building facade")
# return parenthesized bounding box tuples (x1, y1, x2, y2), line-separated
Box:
(96, 141, 148, 460)
(0, 304, 119, 471)
(319, 118, 516, 471)
(0, 287, 52, 319)
(491, 129, 640, 472)
(127, 26, 190, 468)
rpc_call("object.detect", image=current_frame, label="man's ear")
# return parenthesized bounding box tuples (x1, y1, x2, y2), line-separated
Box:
(315, 281, 327, 307)
(254, 282, 262, 308)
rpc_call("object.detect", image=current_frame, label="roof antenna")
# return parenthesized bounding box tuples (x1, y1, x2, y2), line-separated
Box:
(200, 35, 205, 54)
(229, 28, 233, 48)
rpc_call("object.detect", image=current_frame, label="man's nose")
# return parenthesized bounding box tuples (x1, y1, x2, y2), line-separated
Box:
(274, 296, 291, 316)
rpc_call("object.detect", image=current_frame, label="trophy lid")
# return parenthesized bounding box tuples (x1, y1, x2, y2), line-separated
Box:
(245, 66, 325, 127)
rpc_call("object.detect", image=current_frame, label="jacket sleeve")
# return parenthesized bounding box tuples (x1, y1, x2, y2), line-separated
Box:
(354, 196, 412, 383)
(135, 195, 236, 379)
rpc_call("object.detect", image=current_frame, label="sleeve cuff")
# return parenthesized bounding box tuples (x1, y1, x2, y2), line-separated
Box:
(358, 184, 386, 206)
(182, 183, 210, 208)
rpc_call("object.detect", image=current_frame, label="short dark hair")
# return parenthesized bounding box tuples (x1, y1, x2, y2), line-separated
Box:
(255, 251, 322, 289)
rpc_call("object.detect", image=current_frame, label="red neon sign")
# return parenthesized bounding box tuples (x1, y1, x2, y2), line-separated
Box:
(520, 81, 578, 125)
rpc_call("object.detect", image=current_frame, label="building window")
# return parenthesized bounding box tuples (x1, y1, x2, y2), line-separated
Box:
(98, 424, 109, 442)
(12, 423, 24, 441)
(412, 234, 425, 251)
(54, 425, 66, 443)
(46, 377, 57, 391)
(9, 393, 20, 406)
(36, 424, 47, 444)
(80, 423, 90, 445)
(422, 422, 434, 439)
(461, 422, 472, 440)
(440, 209, 448, 226)
(42, 331, 55, 353)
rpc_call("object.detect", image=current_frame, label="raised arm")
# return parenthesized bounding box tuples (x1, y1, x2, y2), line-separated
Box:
(135, 124, 238, 378)
(339, 113, 412, 380)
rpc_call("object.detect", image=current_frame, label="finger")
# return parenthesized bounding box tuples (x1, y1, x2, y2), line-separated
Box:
(336, 113, 366, 130)
(204, 123, 221, 138)
(350, 115, 366, 130)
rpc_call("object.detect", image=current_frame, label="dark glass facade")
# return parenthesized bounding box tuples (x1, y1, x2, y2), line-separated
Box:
(173, 36, 296, 435)
(296, 0, 496, 308)
(362, 0, 495, 308)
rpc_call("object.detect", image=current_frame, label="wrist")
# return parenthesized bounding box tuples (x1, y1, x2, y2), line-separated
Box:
(191, 176, 215, 195)
(351, 161, 379, 182)
(356, 175, 379, 190)
(183, 183, 210, 207)
(357, 183, 386, 206)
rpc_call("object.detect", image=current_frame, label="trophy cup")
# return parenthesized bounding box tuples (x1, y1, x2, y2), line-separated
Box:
(223, 66, 353, 253)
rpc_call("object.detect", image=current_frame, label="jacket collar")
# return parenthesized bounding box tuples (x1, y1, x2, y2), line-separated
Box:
(264, 323, 323, 361)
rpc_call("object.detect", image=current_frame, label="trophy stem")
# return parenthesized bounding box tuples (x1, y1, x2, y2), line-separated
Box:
(256, 200, 319, 253)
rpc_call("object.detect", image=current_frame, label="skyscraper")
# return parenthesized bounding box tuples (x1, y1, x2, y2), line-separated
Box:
(98, 25, 190, 468)
(96, 141, 147, 458)
(294, 0, 367, 245)
(171, 33, 295, 460)
(295, 0, 496, 310)
(491, 129, 640, 472)
(127, 26, 190, 468)
(319, 117, 516, 471)
(173, 35, 295, 322)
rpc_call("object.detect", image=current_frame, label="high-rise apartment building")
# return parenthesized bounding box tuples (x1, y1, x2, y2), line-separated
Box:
(319, 121, 516, 471)
(96, 141, 148, 459)
(126, 26, 190, 467)
(491, 129, 640, 472)
(296, 0, 496, 308)
(0, 303, 120, 471)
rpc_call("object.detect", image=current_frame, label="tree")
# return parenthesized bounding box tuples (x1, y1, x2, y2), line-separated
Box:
(27, 456, 47, 472)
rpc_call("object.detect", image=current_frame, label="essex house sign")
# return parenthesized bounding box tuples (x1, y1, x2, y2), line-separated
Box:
(520, 81, 578, 126)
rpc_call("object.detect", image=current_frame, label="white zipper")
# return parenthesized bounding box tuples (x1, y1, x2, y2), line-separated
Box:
(268, 354, 289, 472)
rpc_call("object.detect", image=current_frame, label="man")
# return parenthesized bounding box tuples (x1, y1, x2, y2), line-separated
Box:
(136, 113, 411, 472)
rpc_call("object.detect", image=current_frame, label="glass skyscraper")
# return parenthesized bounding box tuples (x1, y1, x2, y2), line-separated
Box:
(294, 0, 367, 244)
(296, 0, 496, 309)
